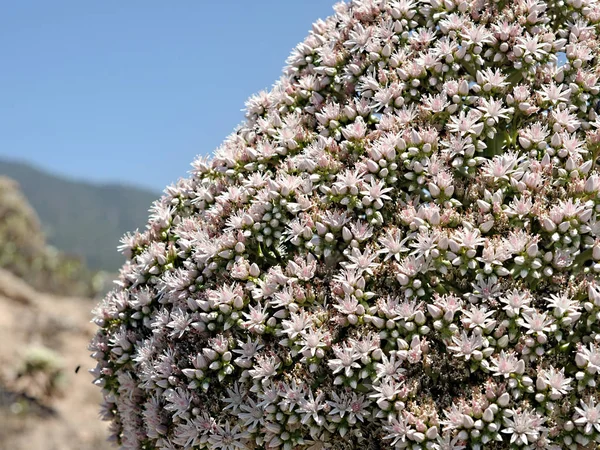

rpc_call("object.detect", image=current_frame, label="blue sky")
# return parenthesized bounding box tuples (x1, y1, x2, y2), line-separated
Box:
(0, 1, 337, 192)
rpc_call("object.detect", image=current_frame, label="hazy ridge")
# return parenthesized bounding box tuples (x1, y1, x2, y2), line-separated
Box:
(0, 159, 159, 271)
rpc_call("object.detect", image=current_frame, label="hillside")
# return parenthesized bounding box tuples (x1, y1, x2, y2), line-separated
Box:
(0, 268, 111, 450)
(0, 159, 159, 271)
(0, 176, 98, 296)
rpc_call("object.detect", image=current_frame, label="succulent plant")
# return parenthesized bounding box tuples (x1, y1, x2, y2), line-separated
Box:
(91, 1, 600, 448)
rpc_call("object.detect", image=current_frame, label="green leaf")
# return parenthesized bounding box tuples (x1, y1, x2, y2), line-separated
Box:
(485, 129, 508, 158)
(506, 69, 524, 86)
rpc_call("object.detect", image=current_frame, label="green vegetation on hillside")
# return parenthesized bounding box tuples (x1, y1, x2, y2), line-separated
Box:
(0, 159, 158, 271)
(0, 177, 99, 296)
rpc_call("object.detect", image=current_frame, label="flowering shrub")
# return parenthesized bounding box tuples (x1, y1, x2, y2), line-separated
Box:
(91, 0, 600, 448)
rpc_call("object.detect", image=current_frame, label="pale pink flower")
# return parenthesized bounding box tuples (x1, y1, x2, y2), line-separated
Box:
(502, 408, 547, 446)
(489, 351, 524, 378)
(447, 331, 484, 361)
(574, 398, 600, 434)
(328, 343, 361, 377)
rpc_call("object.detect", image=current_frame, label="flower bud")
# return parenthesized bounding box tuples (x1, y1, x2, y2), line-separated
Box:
(497, 392, 510, 407)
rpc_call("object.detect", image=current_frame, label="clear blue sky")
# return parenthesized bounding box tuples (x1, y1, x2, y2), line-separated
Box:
(0, 1, 337, 192)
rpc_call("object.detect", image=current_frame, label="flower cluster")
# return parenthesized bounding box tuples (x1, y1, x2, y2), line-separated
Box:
(91, 0, 600, 449)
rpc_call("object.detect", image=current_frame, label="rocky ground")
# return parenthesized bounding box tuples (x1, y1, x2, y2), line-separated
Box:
(0, 269, 112, 450)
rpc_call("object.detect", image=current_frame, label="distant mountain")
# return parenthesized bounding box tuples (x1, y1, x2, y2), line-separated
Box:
(0, 175, 98, 296)
(0, 159, 159, 271)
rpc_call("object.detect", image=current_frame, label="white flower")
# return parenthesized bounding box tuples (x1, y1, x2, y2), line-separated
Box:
(208, 421, 250, 450)
(342, 247, 380, 275)
(328, 343, 361, 377)
(447, 331, 484, 361)
(333, 168, 365, 195)
(326, 391, 370, 425)
(349, 220, 374, 242)
(298, 391, 326, 426)
(280, 310, 313, 341)
(91, 1, 600, 447)
(409, 229, 442, 259)
(516, 33, 548, 61)
(518, 310, 555, 334)
(539, 82, 571, 105)
(500, 289, 533, 317)
(369, 376, 404, 404)
(489, 351, 525, 378)
(299, 326, 329, 358)
(375, 352, 405, 381)
(574, 398, 600, 435)
(396, 255, 429, 282)
(163, 387, 192, 419)
(538, 366, 572, 398)
(461, 305, 496, 331)
(379, 296, 422, 322)
(166, 308, 194, 339)
(461, 24, 494, 46)
(545, 293, 581, 318)
(502, 408, 547, 446)
(440, 404, 467, 431)
(477, 97, 513, 125)
(434, 293, 463, 316)
(238, 397, 264, 432)
(519, 122, 549, 148)
(378, 228, 409, 261)
(279, 379, 305, 412)
(432, 433, 466, 450)
(482, 151, 525, 181)
(248, 354, 280, 382)
(447, 109, 484, 136)
(451, 226, 485, 251)
(468, 276, 503, 302)
(576, 342, 600, 374)
(397, 335, 425, 364)
(223, 382, 245, 414)
(255, 380, 280, 408)
(476, 68, 509, 91)
(551, 107, 580, 133)
(422, 92, 450, 113)
(350, 332, 380, 362)
(334, 295, 362, 315)
(505, 195, 533, 218)
(241, 301, 269, 334)
(344, 23, 373, 52)
(233, 336, 263, 361)
(383, 413, 414, 447)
